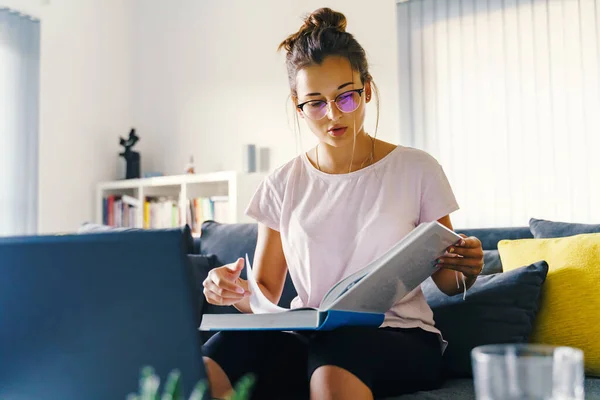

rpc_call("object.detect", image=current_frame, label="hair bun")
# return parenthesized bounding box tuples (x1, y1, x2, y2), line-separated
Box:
(304, 7, 347, 33)
(277, 8, 348, 53)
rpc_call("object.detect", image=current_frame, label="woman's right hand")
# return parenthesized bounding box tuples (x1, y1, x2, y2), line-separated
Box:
(203, 258, 252, 306)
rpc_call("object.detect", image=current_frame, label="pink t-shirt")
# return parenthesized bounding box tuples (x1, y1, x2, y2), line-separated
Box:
(245, 145, 459, 338)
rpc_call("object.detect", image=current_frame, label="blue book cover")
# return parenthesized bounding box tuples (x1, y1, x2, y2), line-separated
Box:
(200, 309, 384, 331)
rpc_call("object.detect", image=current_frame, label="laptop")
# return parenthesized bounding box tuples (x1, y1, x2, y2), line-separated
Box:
(0, 229, 210, 400)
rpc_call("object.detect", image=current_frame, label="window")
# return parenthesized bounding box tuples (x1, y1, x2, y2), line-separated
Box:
(397, 0, 600, 228)
(0, 8, 40, 235)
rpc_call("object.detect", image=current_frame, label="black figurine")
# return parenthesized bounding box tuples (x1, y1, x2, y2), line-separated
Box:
(119, 128, 141, 179)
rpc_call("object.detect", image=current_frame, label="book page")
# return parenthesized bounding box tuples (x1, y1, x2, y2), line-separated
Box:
(324, 222, 461, 313)
(245, 254, 290, 314)
(319, 222, 430, 310)
(319, 269, 370, 310)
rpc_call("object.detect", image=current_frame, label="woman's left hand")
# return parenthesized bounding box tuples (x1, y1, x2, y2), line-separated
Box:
(437, 234, 484, 279)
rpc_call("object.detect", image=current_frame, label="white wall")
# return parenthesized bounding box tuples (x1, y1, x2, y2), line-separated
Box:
(1, 0, 399, 233)
(1, 0, 134, 233)
(132, 0, 400, 175)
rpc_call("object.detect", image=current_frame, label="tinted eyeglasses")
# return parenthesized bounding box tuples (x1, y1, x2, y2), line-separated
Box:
(296, 88, 365, 120)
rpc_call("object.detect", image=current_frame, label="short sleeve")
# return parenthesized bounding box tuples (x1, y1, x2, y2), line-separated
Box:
(245, 176, 283, 232)
(418, 159, 460, 224)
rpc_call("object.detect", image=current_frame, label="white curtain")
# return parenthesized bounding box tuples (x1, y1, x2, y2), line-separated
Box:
(397, 0, 600, 228)
(0, 8, 40, 236)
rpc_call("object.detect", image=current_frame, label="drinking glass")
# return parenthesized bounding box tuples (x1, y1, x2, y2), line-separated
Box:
(471, 344, 584, 400)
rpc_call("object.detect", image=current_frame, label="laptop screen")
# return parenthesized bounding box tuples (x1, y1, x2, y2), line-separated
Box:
(0, 229, 209, 400)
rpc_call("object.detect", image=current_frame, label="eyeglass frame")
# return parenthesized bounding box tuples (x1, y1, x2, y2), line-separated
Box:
(296, 88, 366, 120)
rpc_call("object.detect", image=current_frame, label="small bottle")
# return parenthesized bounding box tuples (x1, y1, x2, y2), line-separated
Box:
(185, 155, 195, 174)
(243, 144, 257, 173)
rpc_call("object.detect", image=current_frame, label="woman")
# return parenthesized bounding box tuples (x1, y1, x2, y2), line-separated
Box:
(201, 8, 484, 400)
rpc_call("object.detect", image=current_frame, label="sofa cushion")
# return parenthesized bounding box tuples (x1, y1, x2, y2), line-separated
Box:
(78, 222, 196, 254)
(585, 378, 600, 397)
(390, 378, 475, 399)
(499, 233, 600, 376)
(78, 222, 140, 233)
(388, 377, 600, 400)
(529, 217, 600, 239)
(199, 221, 258, 266)
(481, 250, 502, 275)
(199, 221, 298, 308)
(455, 227, 533, 250)
(422, 261, 549, 378)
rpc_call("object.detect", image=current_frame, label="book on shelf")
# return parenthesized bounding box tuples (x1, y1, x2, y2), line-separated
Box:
(101, 195, 231, 230)
(187, 196, 230, 234)
(199, 221, 462, 331)
(102, 195, 139, 228)
(143, 196, 179, 229)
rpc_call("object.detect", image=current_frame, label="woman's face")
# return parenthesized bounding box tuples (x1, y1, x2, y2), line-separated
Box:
(295, 56, 371, 147)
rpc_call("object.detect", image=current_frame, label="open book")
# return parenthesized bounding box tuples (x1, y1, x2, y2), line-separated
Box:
(199, 221, 462, 331)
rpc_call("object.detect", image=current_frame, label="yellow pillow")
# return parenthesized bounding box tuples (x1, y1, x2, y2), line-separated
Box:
(498, 233, 600, 376)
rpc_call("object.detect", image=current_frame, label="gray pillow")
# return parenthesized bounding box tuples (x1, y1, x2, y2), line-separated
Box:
(529, 218, 600, 239)
(422, 261, 549, 378)
(199, 221, 258, 266)
(482, 250, 503, 275)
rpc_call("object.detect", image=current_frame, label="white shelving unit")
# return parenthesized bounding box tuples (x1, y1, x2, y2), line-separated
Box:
(96, 171, 266, 229)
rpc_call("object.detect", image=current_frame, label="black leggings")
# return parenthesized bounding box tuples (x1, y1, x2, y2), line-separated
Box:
(202, 326, 443, 399)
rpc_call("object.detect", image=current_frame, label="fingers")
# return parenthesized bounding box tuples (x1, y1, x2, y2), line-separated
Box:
(439, 235, 484, 278)
(444, 245, 481, 259)
(437, 254, 481, 267)
(209, 269, 245, 294)
(203, 279, 249, 306)
(204, 287, 244, 306)
(202, 260, 251, 306)
(438, 251, 480, 275)
(203, 279, 246, 300)
(223, 258, 245, 281)
(225, 258, 245, 273)
(203, 288, 226, 306)
(442, 234, 483, 264)
(455, 235, 482, 249)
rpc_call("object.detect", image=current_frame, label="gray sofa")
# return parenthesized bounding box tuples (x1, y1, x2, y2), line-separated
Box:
(196, 221, 600, 399)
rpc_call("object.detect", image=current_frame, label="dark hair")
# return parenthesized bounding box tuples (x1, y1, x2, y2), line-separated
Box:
(278, 8, 379, 135)
(278, 8, 372, 96)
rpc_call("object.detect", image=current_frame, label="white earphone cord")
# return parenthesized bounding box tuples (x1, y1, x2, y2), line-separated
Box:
(455, 271, 467, 300)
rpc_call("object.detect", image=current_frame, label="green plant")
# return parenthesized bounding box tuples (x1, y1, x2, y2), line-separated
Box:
(126, 366, 255, 400)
